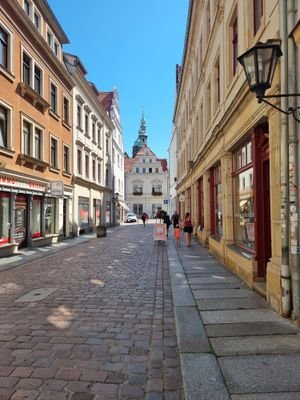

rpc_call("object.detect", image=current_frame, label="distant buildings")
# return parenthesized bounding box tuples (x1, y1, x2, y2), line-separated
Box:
(124, 114, 168, 218)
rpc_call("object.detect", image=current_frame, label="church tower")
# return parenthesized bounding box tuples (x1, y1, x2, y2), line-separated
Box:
(132, 111, 148, 157)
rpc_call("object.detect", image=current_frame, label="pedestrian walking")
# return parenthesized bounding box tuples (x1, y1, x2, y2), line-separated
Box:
(163, 212, 171, 236)
(174, 223, 181, 246)
(171, 210, 179, 228)
(141, 212, 147, 227)
(183, 212, 193, 247)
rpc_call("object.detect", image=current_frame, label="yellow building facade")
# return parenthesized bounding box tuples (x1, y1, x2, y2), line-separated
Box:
(174, 0, 300, 318)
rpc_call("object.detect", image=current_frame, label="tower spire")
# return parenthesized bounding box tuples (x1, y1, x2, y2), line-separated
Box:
(132, 110, 148, 157)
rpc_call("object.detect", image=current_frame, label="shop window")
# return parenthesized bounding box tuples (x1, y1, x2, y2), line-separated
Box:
(45, 198, 55, 235)
(78, 196, 89, 228)
(210, 163, 222, 237)
(232, 139, 255, 250)
(32, 196, 41, 238)
(0, 193, 10, 244)
(93, 199, 101, 225)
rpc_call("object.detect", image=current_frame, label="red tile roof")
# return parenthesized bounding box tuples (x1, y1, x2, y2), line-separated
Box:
(98, 92, 114, 113)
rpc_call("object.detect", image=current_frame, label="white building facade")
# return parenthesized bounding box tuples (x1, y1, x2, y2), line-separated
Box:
(125, 145, 168, 218)
(98, 90, 127, 224)
(168, 126, 177, 216)
(64, 53, 113, 235)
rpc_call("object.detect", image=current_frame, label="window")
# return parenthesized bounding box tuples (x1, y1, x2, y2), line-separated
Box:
(133, 204, 143, 216)
(254, 0, 263, 35)
(97, 127, 101, 146)
(213, 57, 220, 112)
(92, 122, 96, 142)
(85, 114, 89, 136)
(92, 159, 96, 181)
(63, 96, 69, 125)
(24, 0, 30, 15)
(142, 168, 146, 173)
(77, 149, 82, 175)
(106, 138, 109, 153)
(155, 168, 159, 173)
(152, 185, 162, 195)
(133, 184, 143, 194)
(136, 167, 139, 173)
(32, 196, 42, 238)
(232, 16, 238, 76)
(85, 154, 89, 178)
(23, 53, 31, 85)
(47, 31, 52, 47)
(0, 105, 7, 148)
(143, 159, 145, 163)
(50, 137, 58, 168)
(77, 104, 82, 128)
(233, 139, 255, 250)
(63, 145, 70, 173)
(45, 197, 56, 235)
(97, 162, 101, 183)
(0, 193, 10, 244)
(34, 12, 40, 30)
(0, 27, 8, 69)
(50, 82, 58, 113)
(210, 163, 222, 237)
(34, 127, 41, 159)
(149, 159, 152, 163)
(54, 41, 59, 57)
(149, 168, 152, 173)
(23, 120, 31, 155)
(34, 64, 41, 94)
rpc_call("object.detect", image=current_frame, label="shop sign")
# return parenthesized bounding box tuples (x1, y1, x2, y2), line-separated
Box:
(0, 174, 47, 192)
(50, 181, 64, 196)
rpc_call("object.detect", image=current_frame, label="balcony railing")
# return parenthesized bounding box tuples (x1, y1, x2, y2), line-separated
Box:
(152, 191, 162, 196)
(132, 191, 143, 195)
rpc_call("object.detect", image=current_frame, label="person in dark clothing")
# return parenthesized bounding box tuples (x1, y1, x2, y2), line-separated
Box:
(171, 211, 179, 228)
(163, 212, 171, 236)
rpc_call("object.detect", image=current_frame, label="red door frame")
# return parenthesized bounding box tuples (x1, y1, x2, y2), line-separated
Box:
(252, 124, 271, 278)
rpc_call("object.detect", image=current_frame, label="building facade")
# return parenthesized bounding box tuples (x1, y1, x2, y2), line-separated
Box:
(98, 89, 127, 224)
(0, 0, 74, 256)
(173, 0, 300, 320)
(64, 53, 113, 234)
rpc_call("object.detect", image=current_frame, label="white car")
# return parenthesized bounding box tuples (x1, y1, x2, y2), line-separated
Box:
(125, 213, 137, 223)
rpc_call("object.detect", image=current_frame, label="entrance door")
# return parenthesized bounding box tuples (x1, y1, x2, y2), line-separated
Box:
(253, 125, 271, 278)
(14, 195, 27, 248)
(63, 199, 67, 237)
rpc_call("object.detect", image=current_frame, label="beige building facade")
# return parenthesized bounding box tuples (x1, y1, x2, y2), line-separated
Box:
(174, 0, 300, 321)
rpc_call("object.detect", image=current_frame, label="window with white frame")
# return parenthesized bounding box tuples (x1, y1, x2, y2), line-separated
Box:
(50, 136, 58, 169)
(77, 104, 82, 129)
(85, 113, 89, 136)
(92, 121, 96, 142)
(97, 161, 101, 183)
(50, 81, 58, 114)
(63, 144, 70, 173)
(77, 148, 82, 175)
(97, 126, 101, 146)
(46, 28, 61, 59)
(0, 26, 9, 70)
(85, 153, 89, 178)
(33, 10, 42, 31)
(22, 51, 44, 95)
(23, 0, 31, 16)
(92, 159, 96, 181)
(0, 105, 8, 148)
(63, 96, 70, 125)
(23, 120, 31, 155)
(34, 127, 42, 160)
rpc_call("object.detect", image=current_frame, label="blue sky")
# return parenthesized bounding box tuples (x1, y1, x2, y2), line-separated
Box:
(47, 0, 189, 159)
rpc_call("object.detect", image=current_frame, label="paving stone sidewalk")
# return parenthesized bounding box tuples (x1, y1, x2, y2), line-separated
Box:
(167, 234, 300, 400)
(0, 224, 183, 400)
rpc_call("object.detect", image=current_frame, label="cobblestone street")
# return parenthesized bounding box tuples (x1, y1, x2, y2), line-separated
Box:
(0, 224, 183, 400)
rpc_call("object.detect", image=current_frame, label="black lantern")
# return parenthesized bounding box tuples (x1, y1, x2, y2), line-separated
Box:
(238, 41, 282, 102)
(238, 41, 300, 122)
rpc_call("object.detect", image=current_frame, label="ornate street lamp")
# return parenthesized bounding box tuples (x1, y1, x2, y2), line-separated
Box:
(238, 41, 300, 122)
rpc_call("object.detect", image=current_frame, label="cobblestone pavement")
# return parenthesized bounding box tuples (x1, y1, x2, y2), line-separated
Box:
(0, 224, 183, 400)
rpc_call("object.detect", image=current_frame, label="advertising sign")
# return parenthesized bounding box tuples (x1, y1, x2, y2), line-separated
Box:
(153, 223, 167, 243)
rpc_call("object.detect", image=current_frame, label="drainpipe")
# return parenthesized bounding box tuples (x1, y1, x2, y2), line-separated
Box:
(287, 0, 300, 325)
(280, 0, 291, 317)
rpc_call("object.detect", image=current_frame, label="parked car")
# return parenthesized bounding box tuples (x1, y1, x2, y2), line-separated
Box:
(125, 213, 137, 223)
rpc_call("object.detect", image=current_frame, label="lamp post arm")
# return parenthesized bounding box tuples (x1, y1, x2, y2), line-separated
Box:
(261, 98, 300, 123)
(261, 98, 293, 116)
(263, 93, 300, 98)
